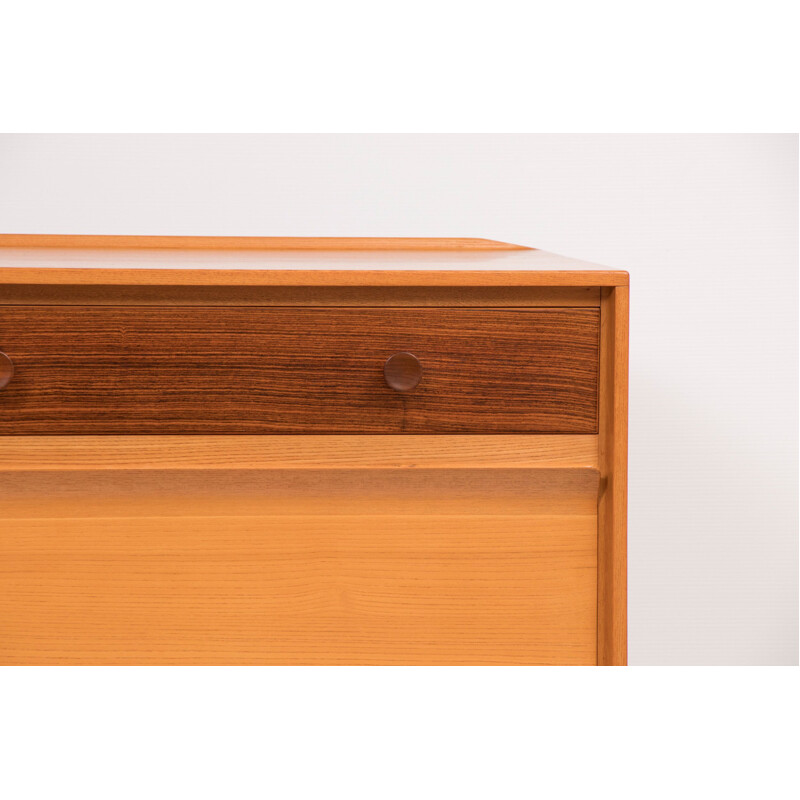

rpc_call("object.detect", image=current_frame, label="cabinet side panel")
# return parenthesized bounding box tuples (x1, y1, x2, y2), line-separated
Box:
(598, 286, 629, 665)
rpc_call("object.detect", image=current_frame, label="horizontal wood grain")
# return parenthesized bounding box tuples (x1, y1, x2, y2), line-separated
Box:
(0, 505, 596, 665)
(0, 467, 599, 519)
(2, 437, 598, 663)
(0, 434, 598, 471)
(0, 267, 629, 287)
(0, 283, 600, 306)
(0, 307, 599, 434)
(0, 237, 627, 287)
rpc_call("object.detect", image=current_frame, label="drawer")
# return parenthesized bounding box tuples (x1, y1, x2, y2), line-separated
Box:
(0, 306, 599, 434)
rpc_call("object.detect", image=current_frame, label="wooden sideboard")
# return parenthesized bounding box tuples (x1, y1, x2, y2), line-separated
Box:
(0, 235, 628, 665)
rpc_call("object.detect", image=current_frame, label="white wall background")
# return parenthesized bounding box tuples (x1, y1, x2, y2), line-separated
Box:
(0, 133, 796, 665)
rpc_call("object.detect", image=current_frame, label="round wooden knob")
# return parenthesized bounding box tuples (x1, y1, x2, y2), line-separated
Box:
(0, 351, 13, 390)
(384, 352, 422, 392)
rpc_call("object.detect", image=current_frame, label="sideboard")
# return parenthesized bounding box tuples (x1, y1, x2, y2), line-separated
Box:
(0, 235, 628, 665)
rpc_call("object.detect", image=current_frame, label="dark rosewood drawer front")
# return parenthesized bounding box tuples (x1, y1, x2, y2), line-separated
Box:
(0, 307, 599, 434)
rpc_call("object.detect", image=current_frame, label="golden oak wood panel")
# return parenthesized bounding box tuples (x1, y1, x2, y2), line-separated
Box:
(0, 236, 628, 285)
(597, 286, 629, 665)
(0, 513, 597, 666)
(0, 434, 599, 471)
(0, 467, 599, 519)
(0, 307, 599, 434)
(0, 266, 629, 287)
(0, 435, 598, 664)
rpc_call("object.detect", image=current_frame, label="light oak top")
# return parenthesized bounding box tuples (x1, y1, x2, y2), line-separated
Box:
(0, 235, 628, 287)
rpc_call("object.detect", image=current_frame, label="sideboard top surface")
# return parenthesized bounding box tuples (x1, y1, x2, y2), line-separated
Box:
(0, 235, 628, 287)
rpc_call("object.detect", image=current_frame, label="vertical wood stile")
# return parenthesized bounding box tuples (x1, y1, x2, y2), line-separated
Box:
(598, 286, 629, 665)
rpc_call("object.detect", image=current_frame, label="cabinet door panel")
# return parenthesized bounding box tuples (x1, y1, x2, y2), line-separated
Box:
(0, 436, 598, 665)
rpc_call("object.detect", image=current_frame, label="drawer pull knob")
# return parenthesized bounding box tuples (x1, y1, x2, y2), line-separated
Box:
(0, 352, 13, 389)
(384, 352, 422, 392)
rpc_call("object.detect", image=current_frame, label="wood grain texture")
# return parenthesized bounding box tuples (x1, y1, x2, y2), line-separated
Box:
(0, 236, 627, 286)
(0, 514, 596, 666)
(0, 460, 597, 668)
(0, 235, 529, 251)
(0, 267, 629, 288)
(0, 467, 599, 519)
(0, 434, 599, 471)
(0, 307, 599, 434)
(0, 439, 598, 664)
(597, 286, 629, 665)
(0, 284, 601, 307)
